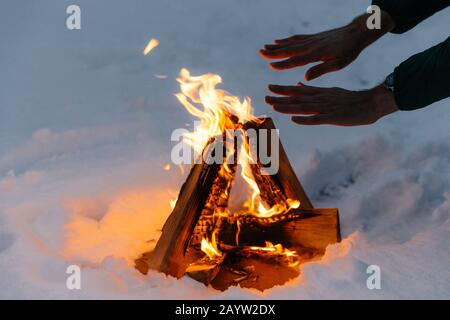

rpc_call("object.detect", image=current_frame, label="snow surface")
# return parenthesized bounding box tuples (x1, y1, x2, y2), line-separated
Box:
(1, 0, 450, 299)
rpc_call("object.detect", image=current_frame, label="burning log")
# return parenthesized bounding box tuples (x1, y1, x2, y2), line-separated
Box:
(246, 118, 313, 210)
(135, 69, 340, 291)
(185, 246, 226, 284)
(137, 118, 340, 290)
(218, 208, 340, 251)
(146, 160, 226, 278)
(146, 118, 238, 278)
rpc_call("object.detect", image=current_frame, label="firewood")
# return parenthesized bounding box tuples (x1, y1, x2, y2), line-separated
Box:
(146, 161, 223, 278)
(139, 117, 340, 291)
(190, 163, 236, 246)
(218, 208, 340, 251)
(147, 131, 237, 278)
(246, 118, 314, 210)
(185, 247, 225, 284)
(186, 263, 222, 285)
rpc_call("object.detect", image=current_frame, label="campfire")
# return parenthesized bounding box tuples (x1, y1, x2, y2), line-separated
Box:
(135, 69, 341, 291)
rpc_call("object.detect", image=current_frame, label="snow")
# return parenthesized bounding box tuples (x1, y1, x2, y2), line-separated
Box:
(1, 0, 450, 299)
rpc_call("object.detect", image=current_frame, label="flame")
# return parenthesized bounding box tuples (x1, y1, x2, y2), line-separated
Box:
(143, 38, 159, 55)
(201, 234, 222, 260)
(249, 242, 299, 267)
(238, 129, 300, 218)
(174, 68, 300, 262)
(169, 198, 177, 209)
(175, 68, 259, 155)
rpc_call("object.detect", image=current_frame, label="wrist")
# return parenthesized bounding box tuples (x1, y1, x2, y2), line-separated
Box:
(368, 84, 399, 120)
(379, 10, 396, 33)
(349, 10, 395, 48)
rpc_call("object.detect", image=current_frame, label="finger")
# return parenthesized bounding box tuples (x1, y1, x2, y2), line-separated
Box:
(265, 95, 320, 105)
(260, 48, 294, 59)
(268, 84, 325, 96)
(264, 44, 282, 50)
(270, 54, 317, 70)
(274, 34, 310, 44)
(305, 60, 341, 81)
(292, 114, 342, 126)
(260, 44, 309, 59)
(293, 114, 364, 126)
(263, 44, 288, 50)
(267, 85, 302, 96)
(262, 39, 311, 52)
(273, 104, 325, 115)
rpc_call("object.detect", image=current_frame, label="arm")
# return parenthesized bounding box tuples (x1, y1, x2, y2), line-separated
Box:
(260, 1, 449, 80)
(394, 36, 450, 110)
(265, 37, 450, 126)
(265, 83, 398, 127)
(262, 2, 450, 125)
(373, 0, 450, 34)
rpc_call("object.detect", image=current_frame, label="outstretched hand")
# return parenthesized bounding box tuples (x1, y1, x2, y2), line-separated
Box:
(260, 26, 364, 80)
(265, 83, 398, 126)
(260, 12, 395, 80)
(261, 11, 397, 126)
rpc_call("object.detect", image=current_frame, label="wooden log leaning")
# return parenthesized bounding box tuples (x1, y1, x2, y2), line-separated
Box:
(146, 161, 221, 278)
(246, 118, 314, 210)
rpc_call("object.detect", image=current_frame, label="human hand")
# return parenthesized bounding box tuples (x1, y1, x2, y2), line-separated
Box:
(260, 12, 395, 80)
(265, 83, 398, 126)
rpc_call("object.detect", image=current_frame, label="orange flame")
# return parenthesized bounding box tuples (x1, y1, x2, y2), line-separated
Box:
(249, 242, 299, 267)
(174, 68, 300, 261)
(175, 68, 258, 155)
(201, 234, 222, 260)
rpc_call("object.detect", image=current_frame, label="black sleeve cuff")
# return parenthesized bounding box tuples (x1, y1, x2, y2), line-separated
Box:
(372, 0, 450, 34)
(393, 37, 450, 110)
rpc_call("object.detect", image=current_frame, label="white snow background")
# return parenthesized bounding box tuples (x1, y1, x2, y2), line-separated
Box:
(1, 0, 450, 299)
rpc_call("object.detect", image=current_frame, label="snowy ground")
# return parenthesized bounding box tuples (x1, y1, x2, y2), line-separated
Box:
(1, 0, 450, 299)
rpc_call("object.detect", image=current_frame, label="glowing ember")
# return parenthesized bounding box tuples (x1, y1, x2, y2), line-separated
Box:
(249, 242, 300, 267)
(143, 38, 159, 55)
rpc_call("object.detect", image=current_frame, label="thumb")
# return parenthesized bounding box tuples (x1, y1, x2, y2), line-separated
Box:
(305, 60, 340, 81)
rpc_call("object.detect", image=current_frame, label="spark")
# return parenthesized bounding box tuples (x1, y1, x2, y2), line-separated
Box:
(143, 38, 159, 55)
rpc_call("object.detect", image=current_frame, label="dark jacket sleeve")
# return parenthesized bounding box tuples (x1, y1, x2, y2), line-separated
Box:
(393, 36, 450, 110)
(372, 0, 450, 33)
